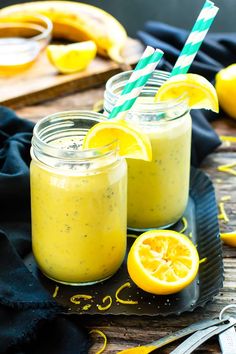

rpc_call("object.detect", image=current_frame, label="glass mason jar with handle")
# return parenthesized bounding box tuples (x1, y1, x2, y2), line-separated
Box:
(104, 70, 191, 231)
(30, 111, 127, 285)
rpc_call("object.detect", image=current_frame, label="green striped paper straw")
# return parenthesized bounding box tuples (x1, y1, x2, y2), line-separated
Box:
(109, 46, 164, 119)
(171, 0, 219, 76)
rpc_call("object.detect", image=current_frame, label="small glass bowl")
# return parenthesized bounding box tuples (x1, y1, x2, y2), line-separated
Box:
(0, 13, 53, 75)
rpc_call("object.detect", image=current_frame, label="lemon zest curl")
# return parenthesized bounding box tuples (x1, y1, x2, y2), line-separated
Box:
(89, 329, 107, 354)
(127, 234, 138, 239)
(220, 195, 231, 202)
(218, 202, 229, 223)
(115, 282, 138, 305)
(217, 162, 236, 176)
(179, 217, 188, 233)
(97, 295, 112, 311)
(70, 294, 92, 305)
(199, 257, 207, 264)
(52, 285, 59, 298)
(82, 304, 92, 311)
(220, 135, 236, 143)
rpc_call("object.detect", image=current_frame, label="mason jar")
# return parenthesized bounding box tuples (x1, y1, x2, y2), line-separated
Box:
(30, 111, 127, 285)
(104, 70, 191, 231)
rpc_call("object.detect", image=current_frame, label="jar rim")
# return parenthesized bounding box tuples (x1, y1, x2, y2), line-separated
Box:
(32, 110, 118, 162)
(104, 69, 189, 115)
(0, 13, 52, 49)
(105, 69, 169, 92)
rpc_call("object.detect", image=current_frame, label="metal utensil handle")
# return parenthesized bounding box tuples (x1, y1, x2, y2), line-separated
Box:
(169, 318, 236, 354)
(219, 305, 236, 354)
(149, 317, 228, 349)
(218, 318, 236, 354)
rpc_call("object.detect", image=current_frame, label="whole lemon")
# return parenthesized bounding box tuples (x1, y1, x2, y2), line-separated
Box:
(215, 64, 236, 119)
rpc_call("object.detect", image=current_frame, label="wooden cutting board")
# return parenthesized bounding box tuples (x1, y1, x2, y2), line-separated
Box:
(0, 38, 143, 109)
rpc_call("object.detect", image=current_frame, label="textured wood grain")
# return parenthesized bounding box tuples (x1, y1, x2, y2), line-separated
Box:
(0, 37, 143, 109)
(15, 90, 236, 354)
(16, 87, 105, 122)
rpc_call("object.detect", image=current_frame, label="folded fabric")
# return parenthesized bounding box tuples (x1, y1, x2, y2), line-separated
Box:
(136, 21, 236, 166)
(0, 107, 89, 354)
(138, 21, 236, 81)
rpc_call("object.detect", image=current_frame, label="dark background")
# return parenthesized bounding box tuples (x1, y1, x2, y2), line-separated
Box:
(0, 0, 235, 37)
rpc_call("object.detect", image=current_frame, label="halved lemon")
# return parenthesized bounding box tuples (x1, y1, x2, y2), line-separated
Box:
(82, 120, 152, 161)
(46, 40, 97, 74)
(220, 232, 236, 247)
(155, 73, 219, 113)
(127, 230, 199, 295)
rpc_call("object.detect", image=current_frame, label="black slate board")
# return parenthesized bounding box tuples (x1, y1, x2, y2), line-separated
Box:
(24, 167, 223, 316)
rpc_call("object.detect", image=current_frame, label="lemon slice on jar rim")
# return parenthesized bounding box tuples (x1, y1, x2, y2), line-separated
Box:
(82, 119, 152, 161)
(155, 73, 219, 113)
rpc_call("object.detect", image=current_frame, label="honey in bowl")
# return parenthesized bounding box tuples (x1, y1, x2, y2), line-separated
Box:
(0, 37, 41, 75)
(0, 14, 52, 76)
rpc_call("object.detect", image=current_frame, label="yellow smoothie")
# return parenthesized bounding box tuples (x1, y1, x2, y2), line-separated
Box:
(127, 113, 192, 229)
(104, 70, 192, 230)
(31, 135, 127, 285)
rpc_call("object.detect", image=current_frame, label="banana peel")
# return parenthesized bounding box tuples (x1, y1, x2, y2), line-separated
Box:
(0, 1, 128, 63)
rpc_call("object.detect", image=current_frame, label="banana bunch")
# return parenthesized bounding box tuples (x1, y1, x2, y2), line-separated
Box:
(0, 1, 127, 63)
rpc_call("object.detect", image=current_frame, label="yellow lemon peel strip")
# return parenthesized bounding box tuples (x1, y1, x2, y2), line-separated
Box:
(82, 304, 92, 311)
(215, 178, 223, 183)
(89, 329, 107, 354)
(218, 202, 229, 223)
(52, 285, 59, 298)
(220, 136, 236, 143)
(199, 257, 207, 264)
(217, 163, 236, 176)
(179, 217, 188, 233)
(93, 99, 104, 112)
(115, 282, 138, 305)
(97, 295, 112, 311)
(221, 195, 231, 202)
(70, 294, 92, 305)
(127, 234, 138, 239)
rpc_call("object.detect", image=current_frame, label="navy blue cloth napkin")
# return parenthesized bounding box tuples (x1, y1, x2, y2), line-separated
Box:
(0, 107, 89, 354)
(137, 21, 236, 165)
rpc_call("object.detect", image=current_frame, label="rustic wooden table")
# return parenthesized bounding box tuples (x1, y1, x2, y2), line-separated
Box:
(16, 87, 236, 354)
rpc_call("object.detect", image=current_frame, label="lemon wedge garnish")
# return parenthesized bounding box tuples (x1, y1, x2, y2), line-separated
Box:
(155, 73, 219, 113)
(127, 230, 199, 295)
(46, 40, 97, 74)
(82, 120, 152, 161)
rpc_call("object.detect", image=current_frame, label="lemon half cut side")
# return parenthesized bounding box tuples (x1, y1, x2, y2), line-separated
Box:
(127, 230, 199, 295)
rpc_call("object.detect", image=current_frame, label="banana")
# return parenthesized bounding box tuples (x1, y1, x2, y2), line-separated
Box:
(0, 1, 127, 63)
